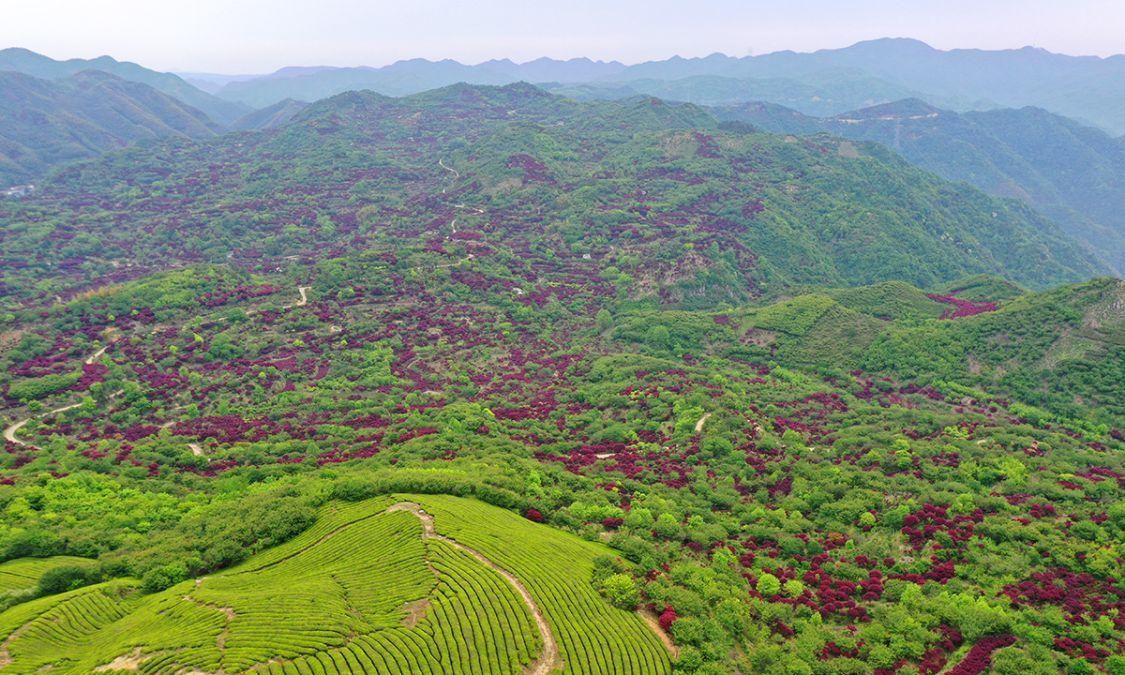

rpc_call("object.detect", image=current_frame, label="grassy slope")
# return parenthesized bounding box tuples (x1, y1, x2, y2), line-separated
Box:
(0, 495, 668, 674)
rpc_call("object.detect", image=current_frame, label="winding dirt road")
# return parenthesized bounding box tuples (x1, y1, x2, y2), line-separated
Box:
(438, 159, 460, 194)
(2, 340, 118, 449)
(3, 399, 84, 450)
(387, 502, 562, 675)
(84, 344, 110, 365)
(3, 284, 306, 452)
(694, 413, 712, 433)
(282, 286, 311, 309)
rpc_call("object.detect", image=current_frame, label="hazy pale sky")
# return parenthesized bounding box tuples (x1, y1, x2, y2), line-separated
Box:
(2, 0, 1122, 73)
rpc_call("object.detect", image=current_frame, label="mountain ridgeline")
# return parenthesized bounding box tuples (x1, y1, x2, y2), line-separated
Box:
(179, 39, 1125, 134)
(0, 83, 1103, 304)
(0, 70, 220, 187)
(0, 47, 249, 125)
(716, 99, 1125, 274)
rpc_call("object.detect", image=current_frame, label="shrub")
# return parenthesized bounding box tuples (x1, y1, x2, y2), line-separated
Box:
(8, 372, 81, 401)
(142, 562, 189, 593)
(600, 573, 639, 610)
(36, 566, 95, 595)
(332, 479, 379, 502)
(756, 573, 781, 597)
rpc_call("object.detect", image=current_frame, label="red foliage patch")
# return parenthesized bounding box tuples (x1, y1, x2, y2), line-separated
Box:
(1002, 568, 1125, 627)
(658, 605, 678, 632)
(926, 294, 998, 319)
(506, 154, 554, 184)
(946, 634, 1015, 675)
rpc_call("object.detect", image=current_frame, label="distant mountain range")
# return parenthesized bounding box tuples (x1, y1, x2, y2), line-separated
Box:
(0, 70, 219, 186)
(0, 47, 248, 125)
(178, 38, 1125, 134)
(716, 99, 1125, 274)
(2, 42, 1123, 277)
(230, 98, 309, 131)
(540, 73, 922, 118)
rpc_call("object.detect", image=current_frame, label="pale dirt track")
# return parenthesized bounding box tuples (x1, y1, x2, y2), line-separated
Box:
(3, 340, 117, 449)
(386, 502, 562, 675)
(5, 286, 311, 450)
(282, 286, 310, 309)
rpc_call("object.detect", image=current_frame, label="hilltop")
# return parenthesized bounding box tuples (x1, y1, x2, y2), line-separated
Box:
(717, 99, 1125, 273)
(0, 47, 248, 125)
(0, 70, 220, 187)
(0, 83, 1102, 304)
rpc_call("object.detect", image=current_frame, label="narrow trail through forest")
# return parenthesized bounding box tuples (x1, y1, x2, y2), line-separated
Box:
(282, 286, 310, 309)
(438, 158, 460, 195)
(3, 285, 311, 450)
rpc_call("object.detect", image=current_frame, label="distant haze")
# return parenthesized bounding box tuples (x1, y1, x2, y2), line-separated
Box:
(1, 0, 1122, 73)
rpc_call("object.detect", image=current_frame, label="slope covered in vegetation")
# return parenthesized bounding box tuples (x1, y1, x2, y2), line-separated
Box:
(0, 495, 669, 673)
(0, 82, 1119, 675)
(717, 99, 1125, 273)
(0, 248, 1118, 673)
(0, 70, 220, 187)
(0, 84, 1103, 305)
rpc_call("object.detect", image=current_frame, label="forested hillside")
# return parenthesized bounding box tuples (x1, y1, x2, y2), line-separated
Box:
(0, 81, 1119, 674)
(0, 70, 220, 187)
(717, 99, 1125, 273)
(0, 84, 1102, 304)
(0, 48, 248, 125)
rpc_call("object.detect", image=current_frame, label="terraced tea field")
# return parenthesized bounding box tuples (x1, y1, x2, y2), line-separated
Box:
(0, 557, 94, 597)
(0, 495, 672, 674)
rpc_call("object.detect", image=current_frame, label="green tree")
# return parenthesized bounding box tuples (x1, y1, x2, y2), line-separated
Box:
(600, 573, 639, 610)
(756, 573, 781, 597)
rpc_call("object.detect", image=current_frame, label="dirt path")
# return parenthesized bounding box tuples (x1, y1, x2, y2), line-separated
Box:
(438, 159, 460, 194)
(282, 286, 311, 309)
(638, 608, 680, 658)
(694, 412, 712, 433)
(387, 502, 561, 675)
(3, 401, 84, 450)
(183, 578, 236, 657)
(188, 443, 205, 457)
(3, 340, 120, 449)
(93, 647, 148, 672)
(85, 344, 110, 365)
(1, 418, 31, 448)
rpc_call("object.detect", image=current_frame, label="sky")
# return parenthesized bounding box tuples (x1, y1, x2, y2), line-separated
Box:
(1, 0, 1122, 74)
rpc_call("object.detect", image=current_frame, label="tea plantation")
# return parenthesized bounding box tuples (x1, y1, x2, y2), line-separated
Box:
(0, 495, 670, 673)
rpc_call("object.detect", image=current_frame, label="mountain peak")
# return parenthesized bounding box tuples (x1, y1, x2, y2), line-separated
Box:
(837, 97, 944, 120)
(847, 37, 936, 51)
